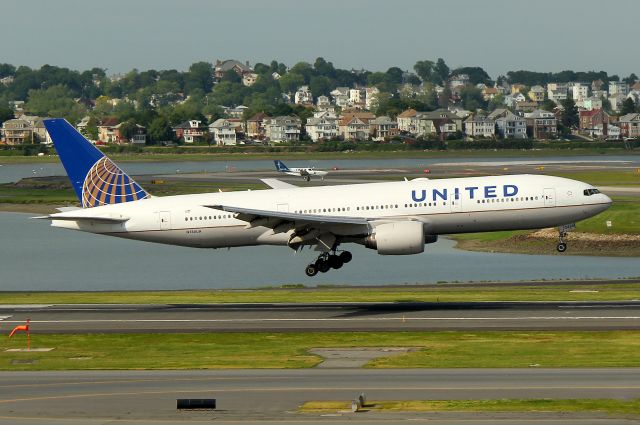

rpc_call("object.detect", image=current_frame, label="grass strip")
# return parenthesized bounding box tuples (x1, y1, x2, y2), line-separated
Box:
(301, 399, 640, 415)
(2, 331, 640, 370)
(2, 281, 640, 304)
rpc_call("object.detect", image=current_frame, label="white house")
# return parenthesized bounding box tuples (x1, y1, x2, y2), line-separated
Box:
(294, 86, 313, 105)
(305, 111, 338, 142)
(572, 84, 589, 102)
(464, 114, 496, 138)
(209, 119, 237, 146)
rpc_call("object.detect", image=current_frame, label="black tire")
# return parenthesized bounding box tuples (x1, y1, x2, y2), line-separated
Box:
(316, 259, 330, 273)
(557, 242, 567, 253)
(305, 264, 318, 277)
(328, 255, 344, 269)
(339, 251, 353, 263)
(304, 175, 310, 182)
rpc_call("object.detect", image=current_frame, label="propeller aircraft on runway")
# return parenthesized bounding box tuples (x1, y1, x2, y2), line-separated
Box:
(40, 119, 611, 276)
(274, 160, 328, 181)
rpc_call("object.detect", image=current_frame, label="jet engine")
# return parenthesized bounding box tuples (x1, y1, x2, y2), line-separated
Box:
(364, 221, 436, 255)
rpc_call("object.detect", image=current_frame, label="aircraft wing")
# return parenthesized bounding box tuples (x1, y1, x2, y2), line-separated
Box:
(260, 178, 298, 190)
(204, 204, 370, 232)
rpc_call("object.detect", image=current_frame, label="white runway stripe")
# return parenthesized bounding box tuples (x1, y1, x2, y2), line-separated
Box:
(0, 316, 11, 321)
(2, 316, 640, 324)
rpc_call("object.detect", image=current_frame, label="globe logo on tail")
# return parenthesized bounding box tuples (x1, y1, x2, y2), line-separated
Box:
(81, 157, 149, 208)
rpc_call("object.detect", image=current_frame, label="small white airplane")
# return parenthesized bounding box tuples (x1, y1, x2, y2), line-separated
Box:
(274, 159, 328, 181)
(40, 119, 611, 276)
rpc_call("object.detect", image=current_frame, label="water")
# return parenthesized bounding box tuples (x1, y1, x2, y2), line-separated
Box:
(1, 212, 638, 291)
(1, 155, 639, 184)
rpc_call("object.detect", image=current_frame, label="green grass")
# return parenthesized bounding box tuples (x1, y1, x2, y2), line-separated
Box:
(3, 331, 640, 370)
(2, 281, 640, 304)
(552, 170, 640, 186)
(575, 197, 640, 234)
(301, 399, 640, 415)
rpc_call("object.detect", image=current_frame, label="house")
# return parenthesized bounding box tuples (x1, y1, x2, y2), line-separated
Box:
(572, 84, 589, 102)
(397, 108, 419, 133)
(214, 59, 253, 82)
(450, 74, 470, 89)
(348, 88, 366, 109)
(580, 97, 603, 111)
(1, 119, 33, 145)
(482, 86, 499, 101)
(330, 87, 349, 108)
(464, 114, 496, 138)
(246, 112, 269, 139)
(369, 116, 398, 141)
(209, 119, 237, 145)
(0, 76, 14, 86)
(117, 123, 146, 145)
(607, 124, 621, 140)
(264, 116, 302, 142)
(316, 95, 330, 108)
(528, 85, 545, 102)
(579, 109, 610, 138)
(364, 87, 380, 110)
(547, 83, 569, 103)
(524, 109, 558, 139)
(242, 73, 258, 87)
(490, 109, 527, 139)
(339, 116, 369, 141)
(294, 86, 313, 105)
(609, 94, 627, 112)
(515, 101, 538, 112)
(97, 117, 120, 143)
(511, 83, 526, 94)
(618, 113, 640, 139)
(609, 81, 629, 97)
(173, 120, 205, 144)
(416, 109, 463, 137)
(227, 105, 248, 118)
(305, 111, 338, 142)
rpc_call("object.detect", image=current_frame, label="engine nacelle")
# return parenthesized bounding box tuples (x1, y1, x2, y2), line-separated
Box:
(364, 221, 433, 255)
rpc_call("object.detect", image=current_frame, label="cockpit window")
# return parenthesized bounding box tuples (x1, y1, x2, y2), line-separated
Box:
(583, 188, 600, 196)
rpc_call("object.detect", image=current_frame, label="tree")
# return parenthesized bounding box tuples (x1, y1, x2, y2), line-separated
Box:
(25, 84, 86, 123)
(184, 62, 213, 94)
(413, 60, 435, 83)
(620, 97, 637, 115)
(459, 85, 487, 111)
(0, 104, 13, 122)
(278, 72, 304, 93)
(450, 67, 492, 85)
(623, 73, 638, 85)
(309, 76, 331, 97)
(313, 57, 336, 78)
(117, 119, 139, 142)
(434, 58, 450, 85)
(148, 116, 173, 143)
(560, 97, 579, 129)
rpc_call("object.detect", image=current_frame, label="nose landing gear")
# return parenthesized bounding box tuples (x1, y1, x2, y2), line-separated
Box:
(304, 250, 353, 277)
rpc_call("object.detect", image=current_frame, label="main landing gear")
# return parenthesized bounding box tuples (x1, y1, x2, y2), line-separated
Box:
(556, 230, 568, 253)
(305, 251, 353, 277)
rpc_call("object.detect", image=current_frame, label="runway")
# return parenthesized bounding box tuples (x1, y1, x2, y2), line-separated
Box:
(2, 300, 640, 333)
(1, 369, 639, 424)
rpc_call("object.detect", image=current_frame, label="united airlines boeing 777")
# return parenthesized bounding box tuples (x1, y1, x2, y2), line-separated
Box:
(41, 119, 611, 276)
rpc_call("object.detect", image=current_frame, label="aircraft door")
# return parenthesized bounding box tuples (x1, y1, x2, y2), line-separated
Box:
(159, 211, 171, 230)
(543, 188, 556, 207)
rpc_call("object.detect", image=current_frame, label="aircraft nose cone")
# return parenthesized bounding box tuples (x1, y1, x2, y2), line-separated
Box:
(603, 193, 613, 206)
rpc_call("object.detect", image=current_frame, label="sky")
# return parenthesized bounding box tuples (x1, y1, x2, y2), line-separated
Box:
(2, 0, 638, 79)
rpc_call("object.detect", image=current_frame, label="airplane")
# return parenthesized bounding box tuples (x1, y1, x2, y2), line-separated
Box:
(40, 119, 612, 277)
(274, 159, 328, 181)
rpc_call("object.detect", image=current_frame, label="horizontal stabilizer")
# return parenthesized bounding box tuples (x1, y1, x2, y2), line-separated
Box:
(260, 178, 298, 189)
(34, 214, 129, 223)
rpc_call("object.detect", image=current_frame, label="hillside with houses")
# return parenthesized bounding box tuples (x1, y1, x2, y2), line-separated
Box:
(0, 58, 638, 150)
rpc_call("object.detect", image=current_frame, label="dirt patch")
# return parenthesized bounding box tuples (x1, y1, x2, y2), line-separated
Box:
(310, 347, 417, 368)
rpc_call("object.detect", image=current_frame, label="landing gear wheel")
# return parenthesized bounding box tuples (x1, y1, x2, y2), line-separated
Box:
(339, 251, 352, 264)
(316, 259, 330, 273)
(305, 263, 318, 277)
(304, 175, 310, 182)
(328, 255, 344, 269)
(556, 242, 567, 253)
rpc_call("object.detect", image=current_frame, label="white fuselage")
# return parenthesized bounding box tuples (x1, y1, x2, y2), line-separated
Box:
(281, 167, 328, 178)
(50, 174, 611, 250)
